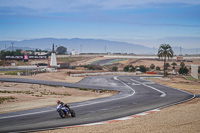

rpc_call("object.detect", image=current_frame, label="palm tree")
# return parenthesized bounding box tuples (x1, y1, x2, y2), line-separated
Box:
(157, 44, 174, 77)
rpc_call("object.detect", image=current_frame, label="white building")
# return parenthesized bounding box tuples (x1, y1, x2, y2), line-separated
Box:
(34, 51, 48, 55)
(71, 49, 79, 55)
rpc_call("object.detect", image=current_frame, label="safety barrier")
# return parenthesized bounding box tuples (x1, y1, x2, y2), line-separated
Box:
(70, 72, 136, 77)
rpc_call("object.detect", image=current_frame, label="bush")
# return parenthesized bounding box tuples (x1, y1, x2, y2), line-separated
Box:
(156, 66, 160, 70)
(123, 65, 135, 72)
(139, 65, 147, 73)
(179, 66, 189, 75)
(79, 88, 89, 91)
(112, 66, 118, 72)
(83, 65, 102, 70)
(150, 64, 155, 70)
(123, 65, 129, 72)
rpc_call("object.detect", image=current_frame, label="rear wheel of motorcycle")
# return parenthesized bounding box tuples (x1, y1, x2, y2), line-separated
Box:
(59, 110, 66, 118)
(70, 109, 76, 117)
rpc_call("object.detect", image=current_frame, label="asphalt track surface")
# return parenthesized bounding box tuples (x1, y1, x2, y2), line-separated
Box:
(0, 75, 195, 133)
(90, 58, 122, 66)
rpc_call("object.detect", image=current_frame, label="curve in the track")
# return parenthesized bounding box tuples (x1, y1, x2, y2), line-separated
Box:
(0, 75, 195, 133)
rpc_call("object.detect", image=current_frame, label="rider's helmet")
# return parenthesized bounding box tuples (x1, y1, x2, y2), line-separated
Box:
(57, 100, 61, 104)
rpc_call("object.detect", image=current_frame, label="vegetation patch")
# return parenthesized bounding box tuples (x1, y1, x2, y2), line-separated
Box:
(185, 76, 200, 81)
(0, 97, 16, 104)
(79, 87, 89, 91)
(5, 71, 18, 75)
(101, 89, 107, 93)
(2, 70, 26, 75)
(42, 84, 58, 87)
(0, 90, 34, 94)
(40, 91, 72, 96)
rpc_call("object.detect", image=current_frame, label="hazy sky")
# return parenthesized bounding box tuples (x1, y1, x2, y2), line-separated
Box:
(0, 0, 200, 48)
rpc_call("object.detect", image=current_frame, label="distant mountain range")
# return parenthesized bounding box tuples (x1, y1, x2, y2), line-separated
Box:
(0, 38, 198, 55)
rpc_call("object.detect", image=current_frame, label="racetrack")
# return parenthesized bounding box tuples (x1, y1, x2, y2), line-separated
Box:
(90, 58, 124, 66)
(0, 75, 195, 133)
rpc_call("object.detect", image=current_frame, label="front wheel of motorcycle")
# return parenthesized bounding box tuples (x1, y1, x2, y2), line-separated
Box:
(59, 110, 66, 118)
(70, 109, 76, 117)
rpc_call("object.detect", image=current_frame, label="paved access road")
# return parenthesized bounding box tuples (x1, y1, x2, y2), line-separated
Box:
(0, 76, 195, 133)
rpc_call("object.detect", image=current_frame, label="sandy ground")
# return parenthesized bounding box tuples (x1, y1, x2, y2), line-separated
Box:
(0, 70, 115, 113)
(146, 77, 200, 94)
(0, 82, 114, 114)
(130, 59, 200, 70)
(37, 76, 200, 133)
(82, 56, 200, 66)
(0, 69, 84, 83)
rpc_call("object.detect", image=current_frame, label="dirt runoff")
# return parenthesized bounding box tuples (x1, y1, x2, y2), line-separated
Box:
(0, 70, 116, 114)
(0, 82, 114, 114)
(146, 76, 200, 94)
(37, 76, 200, 133)
(0, 69, 84, 83)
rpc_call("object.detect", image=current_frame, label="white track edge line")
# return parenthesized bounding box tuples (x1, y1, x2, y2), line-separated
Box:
(0, 76, 135, 120)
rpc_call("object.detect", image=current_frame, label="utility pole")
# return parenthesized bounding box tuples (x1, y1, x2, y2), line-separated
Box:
(3, 56, 5, 67)
(180, 46, 182, 56)
(11, 42, 14, 51)
(80, 45, 82, 53)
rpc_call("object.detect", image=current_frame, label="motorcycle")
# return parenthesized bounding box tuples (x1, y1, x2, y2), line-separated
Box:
(56, 104, 76, 118)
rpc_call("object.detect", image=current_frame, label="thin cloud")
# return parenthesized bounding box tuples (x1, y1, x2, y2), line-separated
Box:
(0, 0, 200, 12)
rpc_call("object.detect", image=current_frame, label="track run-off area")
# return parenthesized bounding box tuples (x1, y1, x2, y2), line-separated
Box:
(0, 75, 195, 133)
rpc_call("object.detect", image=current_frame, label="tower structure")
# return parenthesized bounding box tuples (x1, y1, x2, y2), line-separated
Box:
(50, 44, 59, 67)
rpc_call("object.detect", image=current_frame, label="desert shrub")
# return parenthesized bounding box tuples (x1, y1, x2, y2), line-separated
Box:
(123, 65, 135, 72)
(83, 65, 102, 70)
(0, 97, 15, 104)
(156, 66, 160, 70)
(123, 65, 129, 72)
(112, 66, 118, 72)
(139, 65, 147, 73)
(150, 64, 155, 70)
(179, 62, 189, 75)
(79, 87, 89, 91)
(179, 66, 189, 75)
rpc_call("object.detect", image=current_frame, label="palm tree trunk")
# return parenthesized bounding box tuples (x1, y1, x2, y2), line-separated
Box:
(164, 56, 166, 77)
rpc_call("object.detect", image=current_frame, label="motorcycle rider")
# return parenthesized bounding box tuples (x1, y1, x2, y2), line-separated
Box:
(57, 100, 70, 109)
